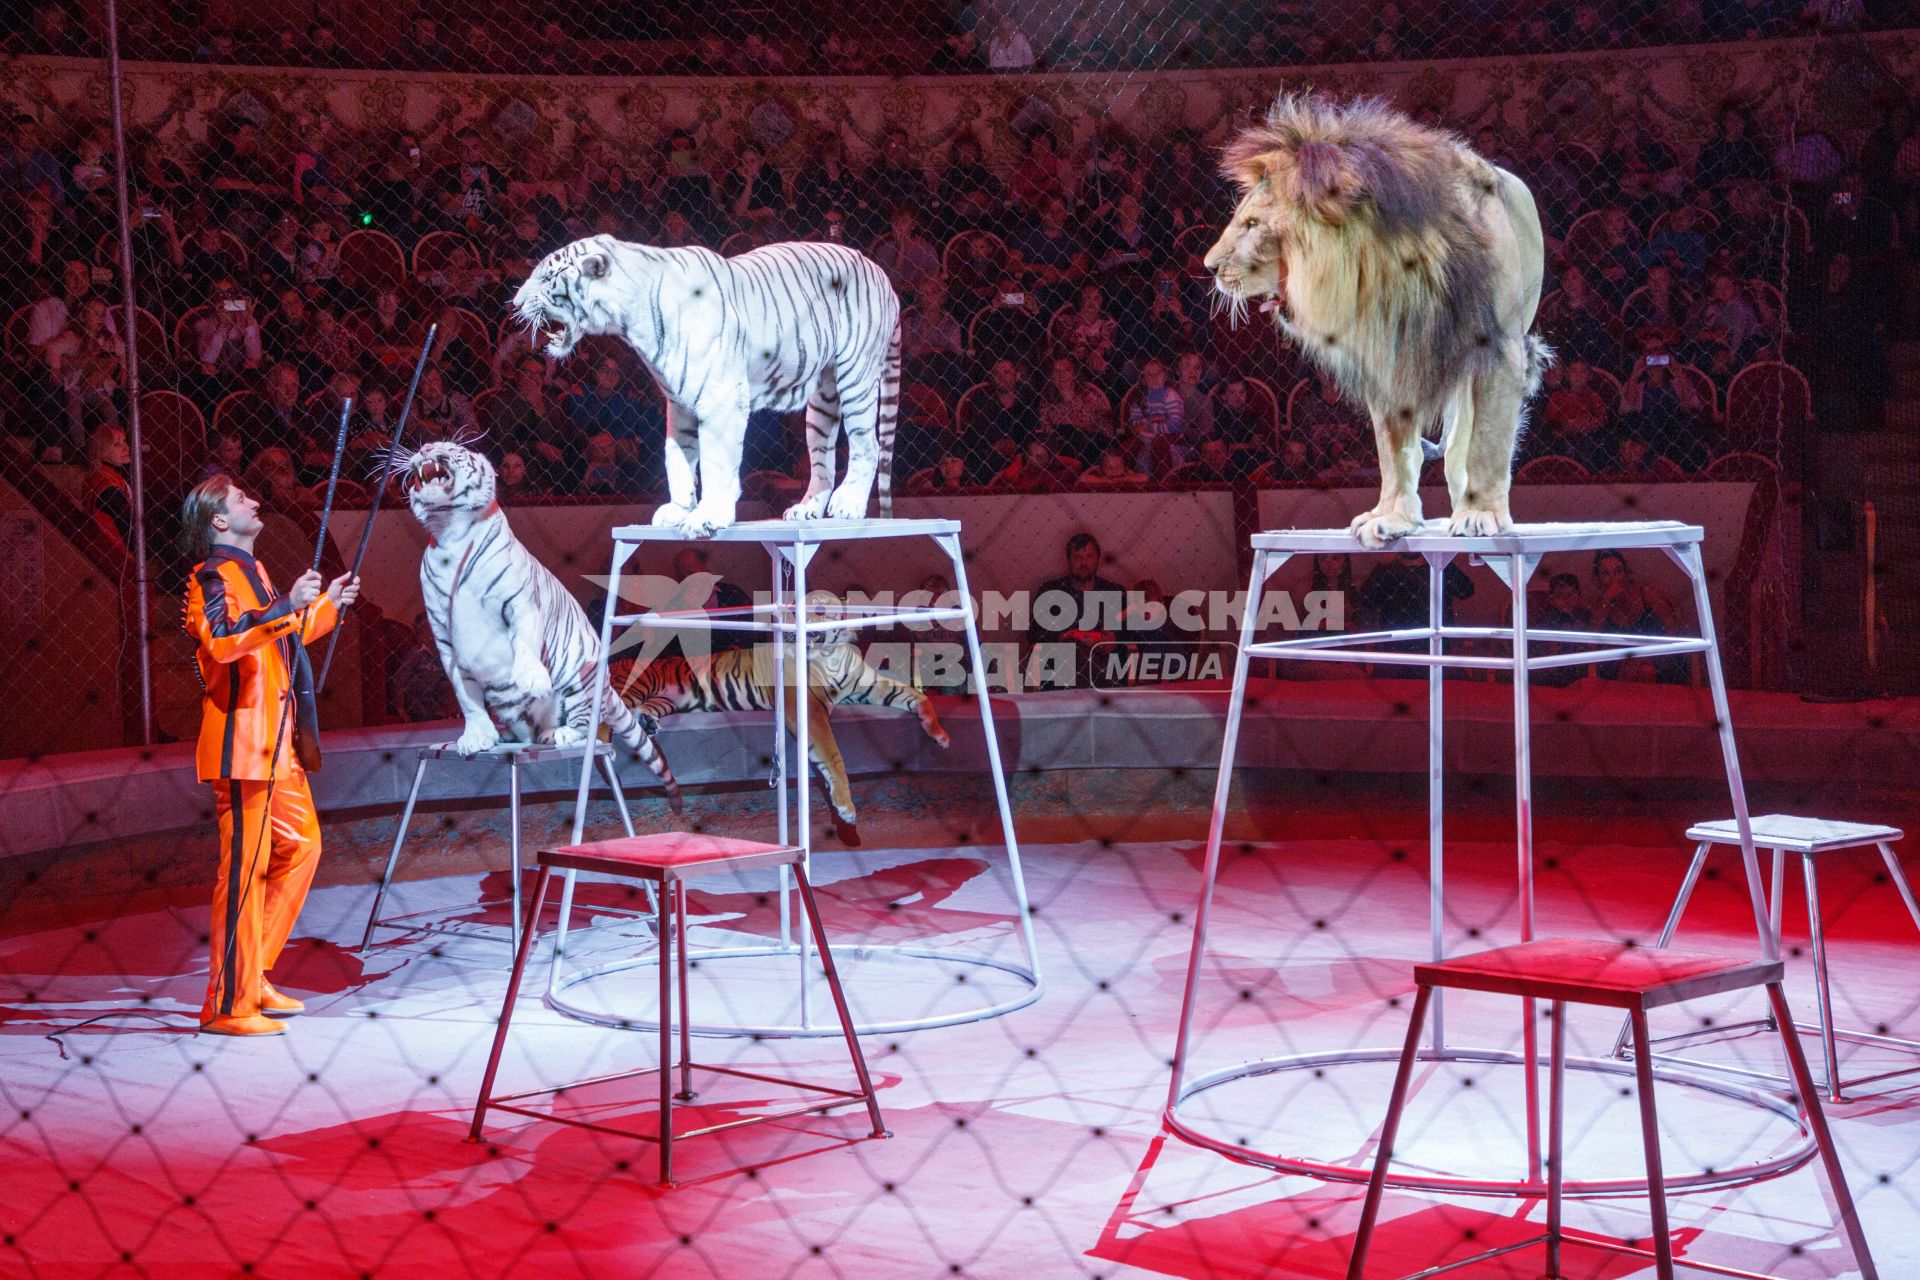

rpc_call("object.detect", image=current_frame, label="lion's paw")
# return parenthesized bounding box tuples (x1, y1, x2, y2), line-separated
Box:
(1349, 507, 1423, 548)
(1446, 507, 1512, 538)
(783, 492, 832, 522)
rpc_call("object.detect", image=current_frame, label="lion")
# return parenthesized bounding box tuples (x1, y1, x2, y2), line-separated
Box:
(1204, 93, 1550, 545)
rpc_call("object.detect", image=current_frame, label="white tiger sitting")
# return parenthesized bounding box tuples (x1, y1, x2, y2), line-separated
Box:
(611, 592, 947, 846)
(402, 442, 681, 809)
(510, 235, 901, 539)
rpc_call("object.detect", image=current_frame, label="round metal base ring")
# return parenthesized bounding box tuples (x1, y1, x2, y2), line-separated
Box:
(1165, 1045, 1819, 1198)
(547, 941, 1043, 1038)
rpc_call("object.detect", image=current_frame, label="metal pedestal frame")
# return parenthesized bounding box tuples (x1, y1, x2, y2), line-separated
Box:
(551, 517, 1042, 1038)
(360, 741, 646, 956)
(1620, 822, 1920, 1101)
(1164, 521, 1815, 1197)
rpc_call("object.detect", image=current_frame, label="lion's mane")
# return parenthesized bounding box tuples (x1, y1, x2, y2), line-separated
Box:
(1220, 93, 1541, 428)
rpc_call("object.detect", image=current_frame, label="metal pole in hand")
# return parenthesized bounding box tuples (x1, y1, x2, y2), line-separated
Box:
(317, 324, 436, 694)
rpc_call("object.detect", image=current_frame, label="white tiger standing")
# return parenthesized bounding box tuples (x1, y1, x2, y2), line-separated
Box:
(402, 441, 682, 808)
(510, 235, 901, 538)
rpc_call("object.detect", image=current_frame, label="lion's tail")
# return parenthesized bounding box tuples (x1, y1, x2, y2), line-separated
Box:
(1523, 336, 1554, 399)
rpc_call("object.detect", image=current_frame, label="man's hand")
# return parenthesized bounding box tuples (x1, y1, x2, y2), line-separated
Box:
(287, 570, 323, 611)
(326, 573, 361, 610)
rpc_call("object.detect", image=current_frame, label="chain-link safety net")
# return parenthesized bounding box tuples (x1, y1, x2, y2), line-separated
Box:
(3, 0, 1920, 1275)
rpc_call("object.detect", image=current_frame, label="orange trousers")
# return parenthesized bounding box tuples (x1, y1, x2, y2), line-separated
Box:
(204, 773, 321, 1022)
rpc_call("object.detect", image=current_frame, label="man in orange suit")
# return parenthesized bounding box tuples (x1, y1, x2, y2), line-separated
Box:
(181, 475, 359, 1037)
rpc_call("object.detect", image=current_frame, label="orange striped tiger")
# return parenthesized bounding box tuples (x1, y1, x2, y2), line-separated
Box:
(613, 593, 947, 845)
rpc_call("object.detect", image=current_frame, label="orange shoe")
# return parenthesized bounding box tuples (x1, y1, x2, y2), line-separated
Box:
(200, 1014, 289, 1037)
(259, 979, 306, 1016)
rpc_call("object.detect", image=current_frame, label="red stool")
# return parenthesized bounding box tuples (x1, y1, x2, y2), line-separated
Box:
(469, 833, 890, 1185)
(1347, 938, 1880, 1280)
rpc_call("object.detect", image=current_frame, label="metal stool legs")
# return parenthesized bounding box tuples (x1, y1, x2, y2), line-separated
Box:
(360, 754, 430, 952)
(469, 866, 556, 1142)
(1348, 984, 1881, 1280)
(473, 859, 886, 1186)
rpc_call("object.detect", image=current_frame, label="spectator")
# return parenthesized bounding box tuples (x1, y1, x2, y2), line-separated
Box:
(930, 27, 984, 72)
(1182, 437, 1239, 482)
(1262, 436, 1318, 484)
(1292, 374, 1369, 467)
(986, 15, 1037, 70)
(255, 214, 303, 294)
(1695, 106, 1771, 193)
(1174, 351, 1214, 443)
(1572, 206, 1643, 305)
(1519, 130, 1587, 229)
(1096, 191, 1157, 289)
(567, 355, 663, 487)
(993, 435, 1080, 492)
(41, 296, 123, 449)
(1356, 550, 1476, 676)
(1589, 549, 1684, 681)
(1539, 359, 1615, 469)
(1038, 356, 1112, 463)
(1212, 377, 1268, 449)
(421, 241, 496, 307)
(1536, 265, 1622, 369)
(436, 128, 510, 230)
(495, 450, 534, 503)
(1135, 268, 1197, 358)
(1009, 131, 1072, 213)
(202, 116, 282, 236)
(2, 114, 67, 203)
(198, 428, 248, 484)
(790, 131, 870, 242)
(1014, 195, 1089, 311)
(85, 422, 135, 549)
(580, 432, 624, 495)
(297, 216, 343, 295)
(721, 143, 785, 233)
(908, 450, 972, 495)
(412, 364, 480, 441)
(261, 286, 308, 363)
(191, 277, 263, 403)
(1817, 169, 1899, 261)
(243, 445, 319, 517)
(392, 611, 458, 721)
(1062, 282, 1119, 371)
(938, 132, 1005, 236)
(24, 259, 97, 364)
(396, 16, 456, 70)
(358, 133, 426, 239)
(531, 20, 584, 75)
(1808, 252, 1889, 430)
(1079, 447, 1149, 489)
(1687, 270, 1763, 363)
(864, 127, 928, 236)
(298, 305, 364, 384)
(1531, 571, 1591, 686)
(960, 359, 1038, 479)
(1645, 204, 1709, 282)
(304, 19, 353, 68)
(1126, 357, 1186, 475)
(1028, 531, 1124, 686)
(361, 288, 417, 372)
(871, 206, 942, 297)
(903, 277, 967, 389)
(459, 22, 504, 73)
(1151, 133, 1225, 251)
(1617, 351, 1707, 458)
(484, 355, 584, 490)
(948, 232, 1013, 314)
(1048, 16, 1113, 69)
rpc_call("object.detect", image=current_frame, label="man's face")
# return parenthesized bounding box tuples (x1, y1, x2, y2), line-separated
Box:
(1283, 440, 1309, 468)
(100, 428, 132, 466)
(939, 455, 964, 483)
(461, 134, 484, 164)
(1042, 199, 1068, 231)
(1068, 541, 1100, 581)
(991, 361, 1017, 393)
(499, 453, 527, 484)
(1179, 354, 1203, 384)
(268, 368, 298, 406)
(216, 484, 264, 538)
(595, 361, 621, 392)
(1550, 581, 1581, 612)
(216, 434, 244, 466)
(63, 259, 92, 297)
(1202, 441, 1229, 469)
(1224, 381, 1247, 408)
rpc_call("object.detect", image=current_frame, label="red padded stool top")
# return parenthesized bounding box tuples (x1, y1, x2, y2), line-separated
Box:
(537, 833, 805, 882)
(1415, 937, 1784, 1011)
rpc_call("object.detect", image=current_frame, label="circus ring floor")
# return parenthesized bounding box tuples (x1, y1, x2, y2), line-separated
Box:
(4, 679, 1918, 1278)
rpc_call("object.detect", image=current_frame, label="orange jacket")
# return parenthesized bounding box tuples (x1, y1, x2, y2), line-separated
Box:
(184, 546, 337, 782)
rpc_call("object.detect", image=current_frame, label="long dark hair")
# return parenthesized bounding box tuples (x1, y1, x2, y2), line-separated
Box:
(180, 473, 233, 561)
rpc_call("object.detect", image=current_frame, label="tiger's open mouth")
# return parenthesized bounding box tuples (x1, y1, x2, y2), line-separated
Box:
(405, 457, 453, 499)
(529, 310, 578, 358)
